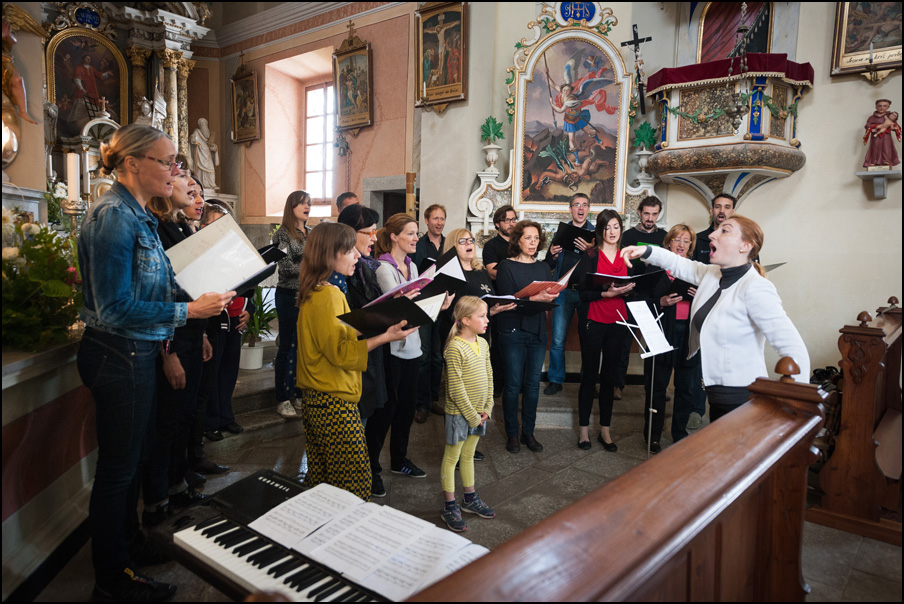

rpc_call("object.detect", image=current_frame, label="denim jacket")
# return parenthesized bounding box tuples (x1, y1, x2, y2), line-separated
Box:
(79, 182, 188, 340)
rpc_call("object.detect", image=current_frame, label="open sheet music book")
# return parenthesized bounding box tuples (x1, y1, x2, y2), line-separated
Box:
(367, 247, 466, 306)
(513, 263, 577, 298)
(338, 293, 446, 338)
(247, 483, 489, 601)
(165, 213, 275, 299)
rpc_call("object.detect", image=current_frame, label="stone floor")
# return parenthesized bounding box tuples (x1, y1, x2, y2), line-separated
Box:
(35, 383, 902, 602)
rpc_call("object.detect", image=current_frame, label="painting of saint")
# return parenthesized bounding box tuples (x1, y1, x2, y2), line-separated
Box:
(337, 54, 368, 117)
(843, 1, 902, 54)
(521, 39, 620, 205)
(421, 9, 462, 90)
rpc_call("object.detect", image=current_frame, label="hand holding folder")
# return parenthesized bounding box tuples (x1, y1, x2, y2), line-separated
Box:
(513, 264, 577, 298)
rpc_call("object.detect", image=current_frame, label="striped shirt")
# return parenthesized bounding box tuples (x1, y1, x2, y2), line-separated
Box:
(443, 336, 493, 428)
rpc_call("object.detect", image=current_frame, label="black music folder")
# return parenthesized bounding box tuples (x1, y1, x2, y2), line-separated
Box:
(665, 277, 695, 299)
(415, 247, 468, 300)
(339, 295, 436, 338)
(481, 295, 558, 316)
(551, 222, 594, 254)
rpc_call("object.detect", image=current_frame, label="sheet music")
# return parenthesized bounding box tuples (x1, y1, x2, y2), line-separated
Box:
(359, 526, 471, 601)
(414, 293, 446, 321)
(294, 502, 381, 556)
(626, 301, 674, 358)
(417, 543, 491, 591)
(513, 263, 577, 298)
(248, 483, 363, 549)
(309, 504, 433, 583)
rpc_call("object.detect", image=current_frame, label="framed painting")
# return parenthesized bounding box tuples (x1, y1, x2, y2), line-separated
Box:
(831, 2, 902, 77)
(332, 35, 373, 133)
(231, 66, 261, 144)
(510, 23, 633, 212)
(46, 27, 128, 143)
(416, 2, 468, 109)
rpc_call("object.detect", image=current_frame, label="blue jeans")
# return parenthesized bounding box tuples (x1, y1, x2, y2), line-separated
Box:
(548, 288, 583, 385)
(500, 328, 546, 437)
(77, 328, 159, 577)
(274, 286, 299, 402)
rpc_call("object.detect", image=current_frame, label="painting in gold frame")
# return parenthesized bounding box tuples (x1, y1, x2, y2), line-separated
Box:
(332, 42, 373, 132)
(416, 2, 468, 108)
(46, 27, 128, 143)
(231, 67, 261, 144)
(831, 1, 902, 77)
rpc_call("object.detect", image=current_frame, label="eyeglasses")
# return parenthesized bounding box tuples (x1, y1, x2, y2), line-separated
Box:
(672, 238, 692, 245)
(457, 237, 475, 245)
(521, 236, 540, 243)
(571, 202, 589, 209)
(501, 216, 518, 224)
(139, 155, 182, 171)
(357, 228, 378, 238)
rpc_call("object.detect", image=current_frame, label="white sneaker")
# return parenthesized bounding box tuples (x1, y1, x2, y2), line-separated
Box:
(290, 396, 303, 410)
(276, 400, 298, 418)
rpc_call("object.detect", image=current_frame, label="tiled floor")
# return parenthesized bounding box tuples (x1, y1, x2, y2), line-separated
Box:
(35, 384, 901, 602)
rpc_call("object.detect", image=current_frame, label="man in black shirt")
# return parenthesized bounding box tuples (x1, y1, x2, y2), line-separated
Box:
(693, 193, 736, 264)
(413, 204, 447, 423)
(482, 204, 517, 397)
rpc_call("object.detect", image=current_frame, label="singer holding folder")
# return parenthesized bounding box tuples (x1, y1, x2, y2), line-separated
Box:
(621, 215, 810, 422)
(77, 124, 234, 601)
(295, 223, 416, 500)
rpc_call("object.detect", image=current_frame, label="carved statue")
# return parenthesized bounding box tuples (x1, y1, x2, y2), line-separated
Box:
(2, 17, 37, 124)
(134, 96, 153, 126)
(190, 117, 219, 191)
(863, 98, 901, 169)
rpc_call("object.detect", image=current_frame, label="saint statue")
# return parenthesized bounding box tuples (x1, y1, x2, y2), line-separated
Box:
(190, 117, 219, 191)
(863, 98, 901, 169)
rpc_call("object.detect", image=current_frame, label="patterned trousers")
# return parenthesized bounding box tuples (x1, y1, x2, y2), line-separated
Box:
(299, 389, 372, 500)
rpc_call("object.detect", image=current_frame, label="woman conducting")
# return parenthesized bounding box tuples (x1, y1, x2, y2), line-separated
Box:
(78, 124, 233, 601)
(621, 215, 809, 421)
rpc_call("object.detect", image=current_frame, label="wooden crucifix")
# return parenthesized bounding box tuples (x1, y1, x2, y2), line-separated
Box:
(620, 24, 652, 114)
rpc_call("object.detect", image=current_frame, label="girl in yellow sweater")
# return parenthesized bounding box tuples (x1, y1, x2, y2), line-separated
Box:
(440, 296, 495, 531)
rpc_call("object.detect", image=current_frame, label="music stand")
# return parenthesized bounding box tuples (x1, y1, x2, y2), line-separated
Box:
(616, 301, 675, 458)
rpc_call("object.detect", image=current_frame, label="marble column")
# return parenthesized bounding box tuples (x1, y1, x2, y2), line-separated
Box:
(157, 49, 182, 149)
(177, 58, 195, 160)
(125, 46, 152, 122)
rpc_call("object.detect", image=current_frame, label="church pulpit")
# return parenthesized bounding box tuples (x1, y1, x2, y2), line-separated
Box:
(409, 358, 825, 602)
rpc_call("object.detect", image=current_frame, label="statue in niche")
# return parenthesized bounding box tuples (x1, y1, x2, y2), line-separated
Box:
(2, 17, 37, 124)
(190, 117, 219, 191)
(863, 98, 901, 169)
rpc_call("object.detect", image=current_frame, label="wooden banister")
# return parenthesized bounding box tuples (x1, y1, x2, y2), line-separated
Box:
(410, 359, 826, 602)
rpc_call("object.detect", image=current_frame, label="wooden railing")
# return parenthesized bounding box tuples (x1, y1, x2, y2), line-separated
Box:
(410, 358, 826, 602)
(807, 297, 902, 546)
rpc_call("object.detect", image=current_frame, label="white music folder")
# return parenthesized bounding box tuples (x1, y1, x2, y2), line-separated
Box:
(626, 300, 674, 359)
(165, 213, 272, 299)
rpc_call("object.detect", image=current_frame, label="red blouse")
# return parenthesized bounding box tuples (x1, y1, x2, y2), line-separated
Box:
(588, 249, 628, 324)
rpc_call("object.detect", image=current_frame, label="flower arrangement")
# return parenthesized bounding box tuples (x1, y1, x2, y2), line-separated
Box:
(2, 207, 82, 351)
(43, 180, 67, 225)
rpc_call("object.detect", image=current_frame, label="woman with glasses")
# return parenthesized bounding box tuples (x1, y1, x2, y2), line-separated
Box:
(336, 204, 387, 428)
(77, 124, 233, 601)
(272, 190, 313, 419)
(641, 224, 705, 452)
(495, 220, 558, 454)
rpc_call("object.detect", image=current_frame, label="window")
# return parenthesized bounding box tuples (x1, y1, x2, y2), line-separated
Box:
(306, 83, 334, 217)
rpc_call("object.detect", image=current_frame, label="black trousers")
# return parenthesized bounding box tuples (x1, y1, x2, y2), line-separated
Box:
(365, 352, 419, 474)
(578, 321, 627, 427)
(706, 385, 751, 422)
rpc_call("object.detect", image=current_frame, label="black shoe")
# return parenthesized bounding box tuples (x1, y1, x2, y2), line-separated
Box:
(649, 441, 662, 454)
(191, 459, 230, 475)
(430, 401, 445, 415)
(597, 433, 617, 452)
(141, 504, 172, 530)
(473, 450, 485, 462)
(371, 474, 386, 498)
(169, 488, 208, 509)
(391, 458, 427, 478)
(203, 430, 223, 442)
(183, 470, 206, 489)
(128, 532, 171, 566)
(520, 434, 543, 452)
(92, 567, 176, 602)
(221, 422, 244, 435)
(506, 435, 520, 454)
(543, 382, 562, 395)
(577, 440, 592, 450)
(414, 408, 429, 424)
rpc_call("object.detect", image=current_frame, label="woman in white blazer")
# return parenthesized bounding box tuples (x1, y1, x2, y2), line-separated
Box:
(621, 215, 809, 422)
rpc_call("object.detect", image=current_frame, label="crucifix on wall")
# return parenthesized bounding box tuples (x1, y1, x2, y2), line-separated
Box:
(620, 24, 652, 114)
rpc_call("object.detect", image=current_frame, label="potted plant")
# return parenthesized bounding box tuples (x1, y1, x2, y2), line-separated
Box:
(239, 285, 278, 370)
(480, 116, 505, 173)
(632, 121, 658, 177)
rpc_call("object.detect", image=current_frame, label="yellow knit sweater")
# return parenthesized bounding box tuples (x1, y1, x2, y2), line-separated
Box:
(443, 336, 493, 428)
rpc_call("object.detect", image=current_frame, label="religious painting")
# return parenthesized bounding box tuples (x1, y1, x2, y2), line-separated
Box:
(415, 2, 468, 109)
(45, 27, 128, 143)
(697, 2, 772, 63)
(231, 67, 261, 144)
(831, 2, 902, 77)
(332, 43, 373, 132)
(512, 28, 632, 212)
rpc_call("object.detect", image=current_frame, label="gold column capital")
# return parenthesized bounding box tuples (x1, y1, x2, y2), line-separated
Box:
(156, 49, 183, 69)
(125, 46, 152, 66)
(177, 59, 196, 79)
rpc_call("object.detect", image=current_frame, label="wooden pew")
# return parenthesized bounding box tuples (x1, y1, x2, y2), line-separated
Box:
(410, 358, 826, 602)
(807, 297, 902, 546)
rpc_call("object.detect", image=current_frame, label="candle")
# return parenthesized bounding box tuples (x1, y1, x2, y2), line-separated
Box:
(869, 41, 874, 64)
(423, 81, 427, 98)
(67, 153, 80, 202)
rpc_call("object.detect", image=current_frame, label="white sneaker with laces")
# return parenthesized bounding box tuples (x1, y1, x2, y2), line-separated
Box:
(276, 400, 297, 418)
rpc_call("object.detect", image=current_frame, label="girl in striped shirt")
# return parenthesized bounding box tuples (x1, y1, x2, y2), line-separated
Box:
(440, 296, 496, 532)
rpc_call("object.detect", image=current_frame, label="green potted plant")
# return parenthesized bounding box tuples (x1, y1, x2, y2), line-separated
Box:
(239, 285, 278, 370)
(480, 116, 505, 173)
